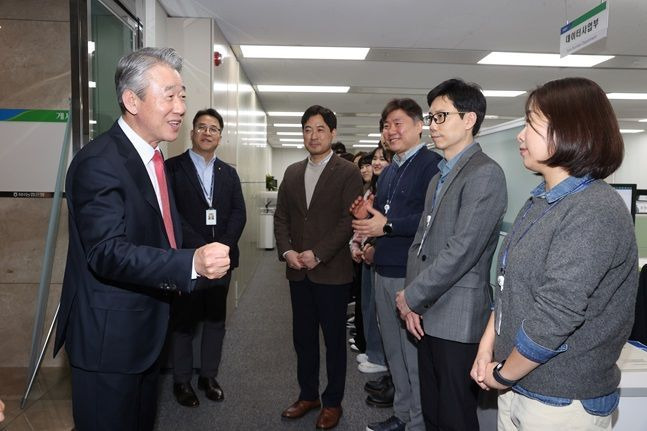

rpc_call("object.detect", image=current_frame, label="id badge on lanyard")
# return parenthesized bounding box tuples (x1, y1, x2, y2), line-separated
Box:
(206, 208, 217, 225)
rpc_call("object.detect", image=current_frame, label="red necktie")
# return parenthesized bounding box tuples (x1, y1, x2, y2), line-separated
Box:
(152, 150, 177, 248)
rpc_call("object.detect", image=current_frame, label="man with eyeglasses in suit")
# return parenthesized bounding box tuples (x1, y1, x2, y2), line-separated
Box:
(165, 108, 246, 408)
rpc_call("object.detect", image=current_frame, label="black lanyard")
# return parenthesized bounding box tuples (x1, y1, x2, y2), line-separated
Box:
(194, 162, 215, 208)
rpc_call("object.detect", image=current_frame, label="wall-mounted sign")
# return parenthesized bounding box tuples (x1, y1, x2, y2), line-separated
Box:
(560, 2, 609, 57)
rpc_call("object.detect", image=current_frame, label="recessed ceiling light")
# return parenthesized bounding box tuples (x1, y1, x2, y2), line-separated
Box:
(280, 138, 304, 142)
(241, 45, 369, 60)
(607, 93, 647, 100)
(277, 132, 303, 136)
(269, 112, 303, 117)
(282, 144, 304, 148)
(639, 119, 647, 123)
(274, 123, 302, 127)
(619, 129, 644, 134)
(354, 144, 379, 148)
(258, 85, 349, 93)
(368, 133, 382, 137)
(478, 52, 614, 68)
(482, 90, 526, 98)
(359, 139, 379, 143)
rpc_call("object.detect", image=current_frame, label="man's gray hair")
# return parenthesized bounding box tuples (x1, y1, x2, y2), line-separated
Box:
(115, 47, 183, 113)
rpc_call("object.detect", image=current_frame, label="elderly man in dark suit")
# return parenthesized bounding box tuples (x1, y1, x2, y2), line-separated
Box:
(274, 105, 363, 430)
(165, 108, 246, 407)
(396, 78, 507, 431)
(54, 47, 230, 431)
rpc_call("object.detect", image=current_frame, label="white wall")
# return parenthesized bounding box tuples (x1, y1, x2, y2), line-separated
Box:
(609, 132, 647, 189)
(271, 147, 308, 186)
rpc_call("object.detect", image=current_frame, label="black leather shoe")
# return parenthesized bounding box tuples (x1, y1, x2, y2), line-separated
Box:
(365, 382, 394, 408)
(364, 374, 392, 396)
(173, 382, 199, 407)
(198, 376, 224, 401)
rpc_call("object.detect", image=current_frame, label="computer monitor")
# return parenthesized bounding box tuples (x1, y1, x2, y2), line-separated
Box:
(609, 183, 637, 224)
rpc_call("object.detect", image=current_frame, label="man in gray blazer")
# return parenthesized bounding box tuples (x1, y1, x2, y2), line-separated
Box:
(396, 79, 507, 431)
(274, 105, 363, 430)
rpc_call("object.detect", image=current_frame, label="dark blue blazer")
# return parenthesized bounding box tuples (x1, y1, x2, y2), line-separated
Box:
(165, 150, 246, 268)
(54, 121, 195, 374)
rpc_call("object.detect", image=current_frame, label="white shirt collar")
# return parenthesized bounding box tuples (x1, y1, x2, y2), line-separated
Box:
(308, 149, 334, 167)
(118, 116, 157, 164)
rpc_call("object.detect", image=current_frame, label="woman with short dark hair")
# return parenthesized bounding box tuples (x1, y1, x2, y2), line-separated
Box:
(471, 77, 638, 430)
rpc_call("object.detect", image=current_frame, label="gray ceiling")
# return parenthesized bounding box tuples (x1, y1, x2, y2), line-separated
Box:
(158, 0, 647, 148)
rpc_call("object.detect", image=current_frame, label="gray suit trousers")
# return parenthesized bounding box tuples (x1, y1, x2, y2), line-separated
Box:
(375, 273, 424, 430)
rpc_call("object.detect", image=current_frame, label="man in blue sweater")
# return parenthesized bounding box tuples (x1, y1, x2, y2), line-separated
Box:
(353, 98, 441, 431)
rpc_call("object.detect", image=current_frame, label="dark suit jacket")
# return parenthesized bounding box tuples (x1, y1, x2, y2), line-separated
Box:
(274, 154, 363, 285)
(54, 121, 195, 374)
(165, 150, 246, 268)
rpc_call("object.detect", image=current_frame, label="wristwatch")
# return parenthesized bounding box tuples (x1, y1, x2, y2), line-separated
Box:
(493, 360, 518, 387)
(383, 221, 393, 235)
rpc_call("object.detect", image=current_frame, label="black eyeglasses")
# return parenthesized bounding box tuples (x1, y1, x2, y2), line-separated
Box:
(423, 111, 466, 126)
(196, 125, 222, 135)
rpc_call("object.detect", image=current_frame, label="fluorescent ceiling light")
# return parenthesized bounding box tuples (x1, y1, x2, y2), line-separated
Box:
(484, 115, 500, 119)
(88, 81, 96, 88)
(213, 83, 253, 93)
(482, 90, 526, 98)
(282, 144, 304, 148)
(269, 112, 304, 117)
(354, 144, 378, 148)
(607, 93, 647, 100)
(478, 52, 614, 68)
(359, 139, 379, 144)
(280, 138, 304, 142)
(241, 45, 369, 60)
(258, 85, 349, 93)
(639, 119, 647, 123)
(238, 122, 266, 127)
(274, 123, 302, 127)
(620, 129, 644, 134)
(368, 133, 382, 137)
(277, 132, 303, 136)
(239, 131, 266, 135)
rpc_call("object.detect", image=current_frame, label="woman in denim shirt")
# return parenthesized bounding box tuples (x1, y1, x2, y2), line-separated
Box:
(470, 77, 638, 430)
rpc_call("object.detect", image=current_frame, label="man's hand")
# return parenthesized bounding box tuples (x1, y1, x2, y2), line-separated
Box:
(352, 205, 387, 237)
(351, 248, 363, 263)
(194, 242, 230, 279)
(350, 193, 374, 219)
(405, 312, 424, 340)
(395, 290, 412, 319)
(470, 350, 494, 390)
(299, 250, 320, 270)
(362, 244, 375, 264)
(284, 250, 304, 270)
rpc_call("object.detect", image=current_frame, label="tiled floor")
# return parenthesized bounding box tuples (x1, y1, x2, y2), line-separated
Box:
(0, 367, 73, 431)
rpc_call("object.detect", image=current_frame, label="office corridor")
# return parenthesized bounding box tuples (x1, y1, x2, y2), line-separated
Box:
(154, 250, 394, 430)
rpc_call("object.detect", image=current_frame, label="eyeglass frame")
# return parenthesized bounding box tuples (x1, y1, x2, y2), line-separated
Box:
(423, 111, 466, 126)
(195, 124, 222, 135)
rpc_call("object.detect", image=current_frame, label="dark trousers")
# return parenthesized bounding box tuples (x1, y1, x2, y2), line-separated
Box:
(418, 335, 480, 431)
(70, 361, 160, 431)
(289, 276, 350, 407)
(171, 273, 231, 383)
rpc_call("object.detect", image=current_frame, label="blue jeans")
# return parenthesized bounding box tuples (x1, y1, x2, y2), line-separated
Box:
(361, 264, 385, 365)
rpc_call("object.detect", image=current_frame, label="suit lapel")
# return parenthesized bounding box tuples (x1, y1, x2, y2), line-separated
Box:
(212, 159, 225, 208)
(179, 150, 209, 207)
(294, 159, 308, 214)
(112, 123, 161, 218)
